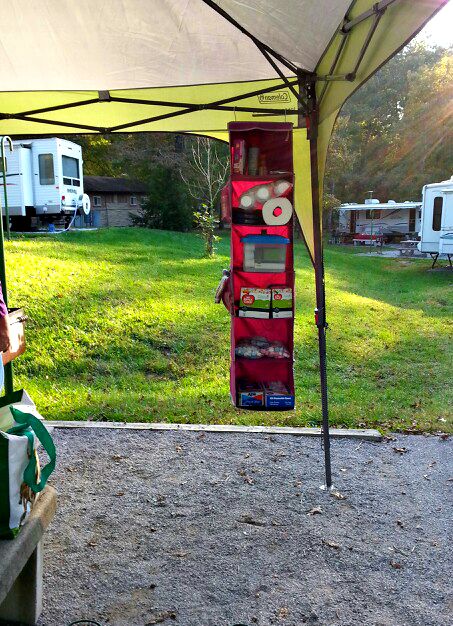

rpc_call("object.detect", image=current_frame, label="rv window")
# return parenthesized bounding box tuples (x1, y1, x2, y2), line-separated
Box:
(365, 209, 381, 219)
(93, 196, 102, 207)
(62, 156, 80, 179)
(432, 197, 443, 231)
(39, 154, 55, 185)
(130, 196, 137, 206)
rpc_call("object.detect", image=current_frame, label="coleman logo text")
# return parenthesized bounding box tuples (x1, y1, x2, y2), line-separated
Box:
(258, 91, 291, 104)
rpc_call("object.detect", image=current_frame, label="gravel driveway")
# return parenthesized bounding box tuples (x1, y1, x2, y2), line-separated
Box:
(36, 429, 452, 626)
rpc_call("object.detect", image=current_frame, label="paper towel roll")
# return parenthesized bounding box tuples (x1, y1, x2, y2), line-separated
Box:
(262, 197, 293, 225)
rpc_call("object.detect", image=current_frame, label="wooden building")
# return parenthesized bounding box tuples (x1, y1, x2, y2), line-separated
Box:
(83, 176, 147, 227)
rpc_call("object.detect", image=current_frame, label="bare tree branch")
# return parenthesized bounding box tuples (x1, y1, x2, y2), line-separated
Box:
(179, 137, 229, 210)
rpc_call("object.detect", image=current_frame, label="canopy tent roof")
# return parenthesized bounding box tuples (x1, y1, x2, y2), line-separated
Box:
(0, 1, 445, 135)
(1, 0, 353, 91)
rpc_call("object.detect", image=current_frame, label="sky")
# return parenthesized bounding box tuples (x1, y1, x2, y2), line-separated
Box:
(417, 1, 453, 47)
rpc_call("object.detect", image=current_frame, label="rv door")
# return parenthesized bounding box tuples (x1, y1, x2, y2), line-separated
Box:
(419, 188, 444, 253)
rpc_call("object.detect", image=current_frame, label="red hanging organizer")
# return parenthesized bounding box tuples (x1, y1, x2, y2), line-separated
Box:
(217, 122, 296, 411)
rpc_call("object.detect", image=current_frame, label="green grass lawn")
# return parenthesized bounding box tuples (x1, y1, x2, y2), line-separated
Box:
(4, 228, 452, 433)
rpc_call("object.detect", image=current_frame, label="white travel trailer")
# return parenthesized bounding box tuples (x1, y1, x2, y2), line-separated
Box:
(1, 138, 90, 230)
(417, 177, 453, 263)
(336, 198, 422, 240)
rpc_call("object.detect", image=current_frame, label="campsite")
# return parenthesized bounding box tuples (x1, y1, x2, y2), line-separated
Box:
(0, 1, 451, 626)
(7, 228, 452, 432)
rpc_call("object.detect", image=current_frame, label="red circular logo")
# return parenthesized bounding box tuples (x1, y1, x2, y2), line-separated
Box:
(274, 293, 282, 300)
(242, 294, 255, 306)
(273, 206, 283, 217)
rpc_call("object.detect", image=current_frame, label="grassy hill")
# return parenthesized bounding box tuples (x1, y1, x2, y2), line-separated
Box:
(5, 228, 452, 433)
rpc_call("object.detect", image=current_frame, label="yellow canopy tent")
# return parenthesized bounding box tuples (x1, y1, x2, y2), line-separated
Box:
(0, 0, 446, 485)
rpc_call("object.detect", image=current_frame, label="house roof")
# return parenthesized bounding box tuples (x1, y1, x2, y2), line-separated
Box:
(83, 176, 147, 194)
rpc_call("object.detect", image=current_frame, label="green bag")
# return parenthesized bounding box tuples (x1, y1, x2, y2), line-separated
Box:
(0, 406, 56, 539)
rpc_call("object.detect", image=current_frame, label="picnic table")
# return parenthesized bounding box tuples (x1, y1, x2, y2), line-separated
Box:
(353, 233, 384, 246)
(398, 239, 420, 256)
(0, 486, 57, 625)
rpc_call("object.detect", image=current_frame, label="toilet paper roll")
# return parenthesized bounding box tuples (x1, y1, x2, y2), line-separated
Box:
(262, 197, 293, 225)
(273, 179, 292, 197)
(255, 185, 271, 203)
(239, 192, 255, 209)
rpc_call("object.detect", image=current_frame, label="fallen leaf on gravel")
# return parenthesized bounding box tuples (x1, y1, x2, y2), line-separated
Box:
(87, 541, 97, 547)
(65, 467, 76, 472)
(322, 539, 341, 549)
(423, 474, 431, 481)
(396, 520, 404, 528)
(196, 432, 205, 440)
(114, 491, 125, 497)
(145, 610, 177, 624)
(171, 551, 188, 558)
(307, 507, 322, 516)
(392, 545, 410, 556)
(175, 445, 183, 453)
(390, 560, 402, 569)
(278, 606, 289, 619)
(393, 447, 408, 454)
(440, 434, 449, 440)
(111, 454, 123, 462)
(238, 515, 266, 527)
(330, 490, 346, 500)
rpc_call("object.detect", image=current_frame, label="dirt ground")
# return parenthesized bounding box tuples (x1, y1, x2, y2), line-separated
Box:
(35, 429, 452, 626)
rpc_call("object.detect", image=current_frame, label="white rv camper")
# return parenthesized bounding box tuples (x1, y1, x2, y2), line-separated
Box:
(1, 138, 90, 230)
(417, 177, 453, 261)
(336, 198, 422, 240)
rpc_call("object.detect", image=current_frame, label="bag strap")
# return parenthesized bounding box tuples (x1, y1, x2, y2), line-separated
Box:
(7, 407, 56, 493)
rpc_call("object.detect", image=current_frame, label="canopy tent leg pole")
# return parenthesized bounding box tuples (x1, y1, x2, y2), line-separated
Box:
(306, 91, 332, 489)
(1, 137, 12, 241)
(0, 136, 13, 396)
(0, 163, 13, 397)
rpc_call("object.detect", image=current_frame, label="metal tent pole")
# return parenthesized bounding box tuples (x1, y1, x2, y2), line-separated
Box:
(305, 82, 333, 489)
(1, 137, 12, 241)
(0, 137, 13, 397)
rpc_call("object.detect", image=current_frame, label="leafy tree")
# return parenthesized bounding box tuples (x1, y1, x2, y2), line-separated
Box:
(132, 164, 193, 231)
(77, 136, 122, 176)
(325, 41, 452, 205)
(193, 204, 219, 257)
